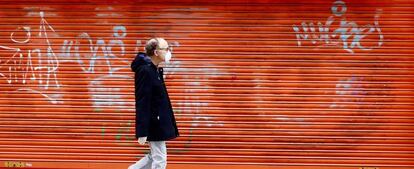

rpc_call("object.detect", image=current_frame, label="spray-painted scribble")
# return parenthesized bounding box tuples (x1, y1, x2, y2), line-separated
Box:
(89, 73, 134, 109)
(10, 26, 31, 43)
(115, 120, 135, 144)
(37, 11, 60, 89)
(60, 25, 128, 74)
(0, 12, 61, 103)
(0, 12, 60, 89)
(330, 76, 367, 108)
(292, 1, 384, 53)
(164, 61, 216, 113)
(0, 11, 138, 104)
(164, 61, 225, 152)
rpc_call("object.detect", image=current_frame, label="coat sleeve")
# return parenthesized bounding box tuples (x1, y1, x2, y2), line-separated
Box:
(135, 67, 152, 138)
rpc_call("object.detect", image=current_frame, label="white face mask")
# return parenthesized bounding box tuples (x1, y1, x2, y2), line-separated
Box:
(164, 51, 172, 63)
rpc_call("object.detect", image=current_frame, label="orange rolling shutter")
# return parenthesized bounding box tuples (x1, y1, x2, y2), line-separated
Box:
(0, 0, 413, 169)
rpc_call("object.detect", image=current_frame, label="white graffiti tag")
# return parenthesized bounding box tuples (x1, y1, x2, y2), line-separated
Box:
(0, 12, 132, 103)
(292, 1, 384, 53)
(0, 12, 60, 89)
(60, 25, 128, 74)
(0, 12, 61, 102)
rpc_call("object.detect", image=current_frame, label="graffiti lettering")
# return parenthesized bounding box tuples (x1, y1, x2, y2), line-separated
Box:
(60, 26, 127, 74)
(0, 12, 60, 90)
(292, 1, 383, 53)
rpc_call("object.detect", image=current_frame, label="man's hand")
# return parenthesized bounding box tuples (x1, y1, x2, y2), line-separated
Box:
(138, 137, 147, 145)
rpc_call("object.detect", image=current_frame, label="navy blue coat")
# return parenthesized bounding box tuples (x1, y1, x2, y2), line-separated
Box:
(131, 52, 179, 141)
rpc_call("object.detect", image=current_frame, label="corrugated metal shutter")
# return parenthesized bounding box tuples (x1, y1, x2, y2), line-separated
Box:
(0, 0, 413, 169)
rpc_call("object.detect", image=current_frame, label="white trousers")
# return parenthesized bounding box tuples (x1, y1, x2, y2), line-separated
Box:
(128, 141, 167, 169)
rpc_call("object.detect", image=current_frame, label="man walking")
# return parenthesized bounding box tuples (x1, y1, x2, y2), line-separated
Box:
(129, 38, 179, 169)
